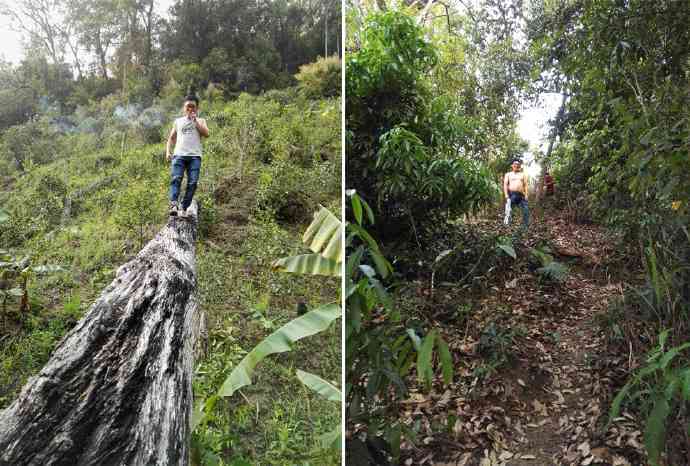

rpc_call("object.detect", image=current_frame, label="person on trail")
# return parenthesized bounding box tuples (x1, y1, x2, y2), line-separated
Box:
(166, 95, 210, 216)
(543, 170, 555, 196)
(503, 159, 529, 228)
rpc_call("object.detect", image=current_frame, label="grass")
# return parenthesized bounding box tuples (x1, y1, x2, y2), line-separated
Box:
(191, 190, 340, 465)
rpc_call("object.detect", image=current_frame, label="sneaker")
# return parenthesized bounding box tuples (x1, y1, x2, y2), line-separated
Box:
(169, 201, 179, 216)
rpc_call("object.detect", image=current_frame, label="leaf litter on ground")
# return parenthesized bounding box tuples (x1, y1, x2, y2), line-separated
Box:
(395, 208, 646, 466)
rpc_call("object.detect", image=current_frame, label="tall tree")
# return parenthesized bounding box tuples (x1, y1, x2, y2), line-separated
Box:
(66, 0, 123, 79)
(0, 0, 67, 65)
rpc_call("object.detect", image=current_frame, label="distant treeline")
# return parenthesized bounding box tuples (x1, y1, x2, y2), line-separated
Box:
(0, 0, 341, 130)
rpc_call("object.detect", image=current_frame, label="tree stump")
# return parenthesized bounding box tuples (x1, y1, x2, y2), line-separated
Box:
(0, 202, 202, 466)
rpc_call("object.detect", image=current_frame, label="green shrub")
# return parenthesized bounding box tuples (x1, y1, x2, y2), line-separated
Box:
(529, 247, 569, 284)
(477, 321, 523, 375)
(295, 56, 341, 99)
(346, 192, 453, 465)
(195, 190, 218, 239)
(609, 330, 690, 466)
(166, 60, 204, 96)
(113, 182, 163, 249)
(0, 120, 59, 171)
(262, 87, 300, 105)
(256, 161, 311, 223)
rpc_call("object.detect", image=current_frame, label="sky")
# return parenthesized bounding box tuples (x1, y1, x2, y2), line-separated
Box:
(518, 92, 563, 163)
(0, 14, 23, 64)
(517, 94, 563, 180)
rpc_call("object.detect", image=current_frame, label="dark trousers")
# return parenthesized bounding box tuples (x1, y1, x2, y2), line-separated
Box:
(504, 190, 529, 227)
(169, 156, 201, 210)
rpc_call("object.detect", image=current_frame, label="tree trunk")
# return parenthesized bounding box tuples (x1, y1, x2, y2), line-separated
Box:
(95, 27, 109, 80)
(0, 202, 203, 466)
(545, 93, 568, 162)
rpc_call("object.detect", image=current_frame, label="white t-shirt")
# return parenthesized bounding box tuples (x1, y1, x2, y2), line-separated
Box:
(173, 116, 203, 157)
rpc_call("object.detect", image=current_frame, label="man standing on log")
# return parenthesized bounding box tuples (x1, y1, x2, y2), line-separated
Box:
(503, 159, 529, 228)
(166, 95, 210, 216)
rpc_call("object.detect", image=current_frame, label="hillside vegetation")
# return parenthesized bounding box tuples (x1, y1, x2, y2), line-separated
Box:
(0, 57, 341, 465)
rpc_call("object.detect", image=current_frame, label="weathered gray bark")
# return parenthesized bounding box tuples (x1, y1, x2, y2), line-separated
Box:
(0, 202, 202, 466)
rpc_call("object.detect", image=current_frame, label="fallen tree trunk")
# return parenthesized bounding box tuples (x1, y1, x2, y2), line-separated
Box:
(0, 202, 202, 466)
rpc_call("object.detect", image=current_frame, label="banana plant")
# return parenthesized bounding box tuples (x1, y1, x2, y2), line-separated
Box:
(192, 303, 341, 429)
(296, 369, 341, 449)
(193, 206, 343, 436)
(272, 205, 343, 277)
(0, 250, 63, 313)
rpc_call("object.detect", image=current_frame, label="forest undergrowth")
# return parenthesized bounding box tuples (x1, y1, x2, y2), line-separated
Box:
(382, 198, 664, 466)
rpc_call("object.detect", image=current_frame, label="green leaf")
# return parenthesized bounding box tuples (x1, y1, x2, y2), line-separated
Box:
(433, 249, 453, 266)
(348, 223, 391, 278)
(6, 288, 23, 297)
(361, 197, 375, 225)
(303, 206, 343, 264)
(658, 342, 690, 370)
(369, 248, 392, 279)
(537, 262, 569, 283)
(497, 243, 516, 259)
(296, 369, 341, 402)
(370, 277, 393, 309)
(417, 330, 436, 389)
(318, 426, 342, 450)
(0, 209, 8, 224)
(229, 458, 253, 466)
(272, 254, 340, 277)
(406, 328, 421, 352)
(385, 423, 402, 460)
(351, 193, 363, 225)
(217, 303, 341, 398)
(681, 369, 690, 401)
(202, 451, 222, 466)
(32, 265, 64, 275)
(191, 395, 218, 430)
(437, 335, 453, 385)
(644, 395, 670, 466)
(609, 380, 633, 424)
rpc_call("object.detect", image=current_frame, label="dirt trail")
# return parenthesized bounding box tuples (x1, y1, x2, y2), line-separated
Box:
(420, 207, 645, 466)
(507, 255, 618, 465)
(482, 212, 643, 466)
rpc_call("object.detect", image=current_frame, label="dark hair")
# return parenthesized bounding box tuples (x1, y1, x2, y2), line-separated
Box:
(183, 95, 199, 105)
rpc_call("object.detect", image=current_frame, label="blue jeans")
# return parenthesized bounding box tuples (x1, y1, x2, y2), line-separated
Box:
(169, 156, 201, 210)
(504, 191, 529, 227)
